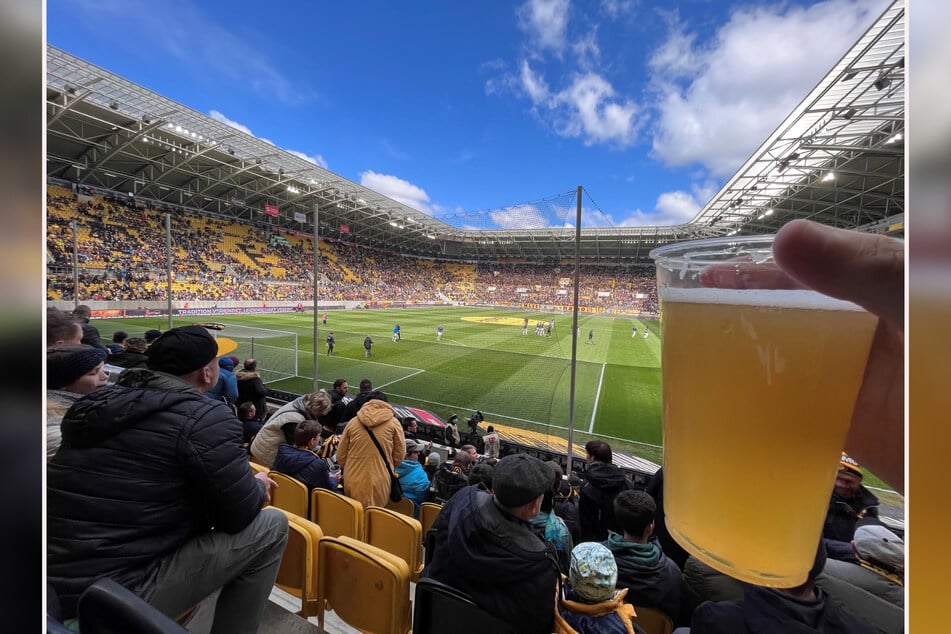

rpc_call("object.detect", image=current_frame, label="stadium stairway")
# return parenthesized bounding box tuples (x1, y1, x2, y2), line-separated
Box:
(183, 587, 359, 633)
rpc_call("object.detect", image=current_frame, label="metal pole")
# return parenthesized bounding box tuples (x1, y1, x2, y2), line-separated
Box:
(71, 219, 79, 310)
(313, 205, 320, 392)
(165, 213, 173, 330)
(566, 185, 582, 476)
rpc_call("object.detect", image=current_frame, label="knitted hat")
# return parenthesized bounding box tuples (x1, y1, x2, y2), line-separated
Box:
(146, 325, 220, 375)
(853, 524, 904, 574)
(839, 452, 862, 478)
(492, 454, 553, 508)
(426, 452, 442, 468)
(47, 345, 107, 390)
(569, 542, 618, 603)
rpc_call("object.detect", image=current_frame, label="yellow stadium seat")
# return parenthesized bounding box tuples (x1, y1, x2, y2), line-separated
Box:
(272, 509, 323, 617)
(317, 535, 412, 634)
(267, 471, 309, 517)
(419, 502, 442, 544)
(364, 506, 423, 582)
(310, 488, 364, 541)
(248, 461, 269, 476)
(631, 605, 673, 634)
(384, 496, 416, 518)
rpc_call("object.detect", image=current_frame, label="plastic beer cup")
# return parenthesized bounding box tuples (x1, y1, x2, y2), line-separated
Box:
(649, 234, 877, 586)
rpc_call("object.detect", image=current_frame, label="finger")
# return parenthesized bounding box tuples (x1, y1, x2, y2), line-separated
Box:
(773, 219, 904, 328)
(698, 261, 802, 290)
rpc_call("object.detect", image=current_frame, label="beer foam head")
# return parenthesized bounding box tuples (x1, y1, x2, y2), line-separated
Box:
(659, 287, 868, 312)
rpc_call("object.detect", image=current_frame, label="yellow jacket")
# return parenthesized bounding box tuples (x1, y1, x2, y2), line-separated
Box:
(337, 399, 405, 508)
(554, 587, 638, 634)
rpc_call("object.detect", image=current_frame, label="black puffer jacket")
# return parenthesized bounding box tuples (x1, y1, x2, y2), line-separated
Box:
(47, 369, 265, 617)
(422, 486, 560, 634)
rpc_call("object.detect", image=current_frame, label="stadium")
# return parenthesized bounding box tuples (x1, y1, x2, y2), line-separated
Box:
(46, 1, 904, 632)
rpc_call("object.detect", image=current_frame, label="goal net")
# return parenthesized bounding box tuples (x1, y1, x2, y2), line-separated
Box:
(216, 324, 299, 383)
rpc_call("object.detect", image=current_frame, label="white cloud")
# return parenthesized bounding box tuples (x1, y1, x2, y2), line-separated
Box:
(208, 109, 276, 147)
(520, 61, 552, 103)
(517, 0, 570, 55)
(359, 171, 433, 213)
(490, 204, 551, 229)
(617, 186, 716, 226)
(600, 0, 635, 20)
(649, 0, 890, 177)
(495, 1, 646, 147)
(552, 73, 641, 146)
(287, 150, 328, 169)
(572, 32, 601, 70)
(209, 110, 253, 136)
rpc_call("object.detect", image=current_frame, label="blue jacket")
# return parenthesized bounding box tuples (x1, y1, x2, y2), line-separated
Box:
(396, 459, 430, 509)
(272, 444, 333, 492)
(208, 369, 238, 404)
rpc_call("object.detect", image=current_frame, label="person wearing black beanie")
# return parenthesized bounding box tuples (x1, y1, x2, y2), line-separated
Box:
(48, 325, 288, 631)
(47, 344, 109, 459)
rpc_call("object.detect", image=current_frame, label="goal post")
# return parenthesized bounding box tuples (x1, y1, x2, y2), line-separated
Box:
(214, 324, 299, 383)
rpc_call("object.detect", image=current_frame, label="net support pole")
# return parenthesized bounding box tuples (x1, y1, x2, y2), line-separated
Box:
(566, 185, 582, 476)
(318, 204, 320, 392)
(165, 213, 173, 330)
(71, 219, 79, 310)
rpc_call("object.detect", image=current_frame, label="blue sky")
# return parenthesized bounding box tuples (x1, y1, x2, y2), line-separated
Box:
(47, 0, 889, 229)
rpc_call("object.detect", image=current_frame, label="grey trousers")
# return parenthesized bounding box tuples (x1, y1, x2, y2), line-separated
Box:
(139, 508, 288, 634)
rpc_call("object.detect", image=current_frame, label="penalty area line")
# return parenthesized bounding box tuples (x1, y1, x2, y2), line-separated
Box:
(588, 363, 606, 434)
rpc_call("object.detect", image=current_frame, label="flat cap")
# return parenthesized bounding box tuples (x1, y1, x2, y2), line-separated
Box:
(493, 454, 554, 508)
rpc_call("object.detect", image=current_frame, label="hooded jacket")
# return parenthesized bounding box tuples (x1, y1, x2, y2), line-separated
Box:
(422, 486, 560, 634)
(579, 462, 633, 541)
(396, 458, 431, 508)
(272, 444, 333, 492)
(235, 368, 268, 415)
(603, 533, 682, 621)
(690, 584, 878, 634)
(47, 368, 265, 617)
(554, 587, 640, 634)
(336, 399, 405, 508)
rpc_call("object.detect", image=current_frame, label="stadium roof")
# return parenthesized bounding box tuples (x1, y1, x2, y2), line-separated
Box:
(46, 0, 903, 264)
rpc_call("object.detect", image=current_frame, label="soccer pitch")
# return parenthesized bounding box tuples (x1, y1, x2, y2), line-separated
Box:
(96, 307, 663, 461)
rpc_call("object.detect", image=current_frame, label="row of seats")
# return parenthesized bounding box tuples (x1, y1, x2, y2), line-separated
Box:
(255, 460, 674, 634)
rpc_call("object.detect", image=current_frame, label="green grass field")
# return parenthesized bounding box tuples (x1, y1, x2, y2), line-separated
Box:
(95, 307, 664, 463)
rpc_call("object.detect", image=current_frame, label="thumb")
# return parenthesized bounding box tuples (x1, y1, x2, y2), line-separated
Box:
(773, 220, 903, 328)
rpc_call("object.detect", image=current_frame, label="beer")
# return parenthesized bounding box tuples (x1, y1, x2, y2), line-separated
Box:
(659, 287, 877, 586)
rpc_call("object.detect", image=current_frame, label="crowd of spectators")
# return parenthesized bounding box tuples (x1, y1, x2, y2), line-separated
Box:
(46, 185, 658, 312)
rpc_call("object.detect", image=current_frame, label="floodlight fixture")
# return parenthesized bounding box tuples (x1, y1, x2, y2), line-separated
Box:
(822, 171, 836, 182)
(886, 132, 903, 144)
(109, 100, 119, 110)
(873, 74, 891, 91)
